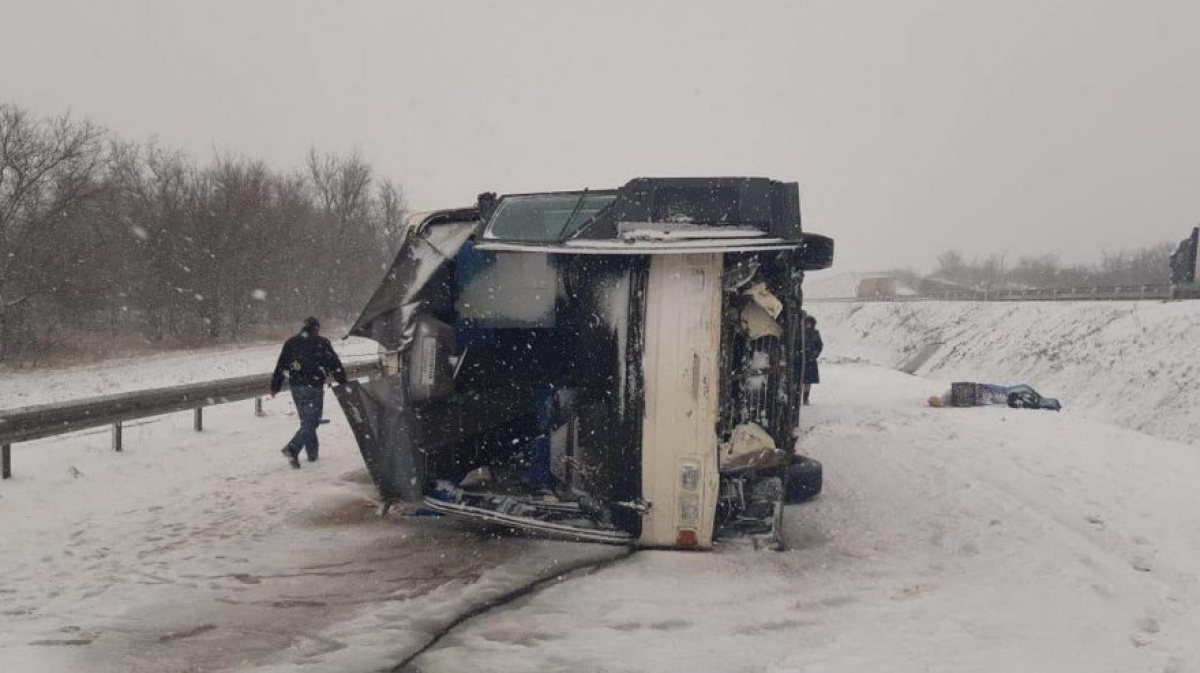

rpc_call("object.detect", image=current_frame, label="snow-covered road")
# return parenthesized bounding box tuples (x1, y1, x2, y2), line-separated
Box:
(1, 376, 622, 673)
(5, 321, 1200, 672)
(406, 362, 1200, 673)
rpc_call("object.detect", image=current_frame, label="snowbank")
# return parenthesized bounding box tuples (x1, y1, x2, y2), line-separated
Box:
(810, 300, 1200, 446)
(0, 337, 378, 409)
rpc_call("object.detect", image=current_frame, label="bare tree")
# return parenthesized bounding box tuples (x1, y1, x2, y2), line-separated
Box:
(376, 177, 408, 251)
(931, 250, 967, 284)
(930, 243, 1174, 291)
(306, 149, 392, 312)
(0, 104, 110, 358)
(0, 102, 410, 362)
(307, 149, 373, 230)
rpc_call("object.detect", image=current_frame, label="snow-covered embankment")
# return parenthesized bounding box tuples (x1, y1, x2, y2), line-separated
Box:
(811, 300, 1200, 445)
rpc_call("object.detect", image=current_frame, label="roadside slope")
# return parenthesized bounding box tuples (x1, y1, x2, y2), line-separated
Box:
(810, 300, 1200, 445)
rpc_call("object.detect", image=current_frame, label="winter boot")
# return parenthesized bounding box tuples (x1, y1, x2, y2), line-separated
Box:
(282, 447, 300, 469)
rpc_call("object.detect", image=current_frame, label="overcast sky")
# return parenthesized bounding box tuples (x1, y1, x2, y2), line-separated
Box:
(3, 0, 1198, 272)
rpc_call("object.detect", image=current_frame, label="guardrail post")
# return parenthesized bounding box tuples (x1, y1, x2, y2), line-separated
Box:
(2, 444, 10, 479)
(255, 397, 264, 417)
(194, 407, 203, 432)
(112, 422, 122, 452)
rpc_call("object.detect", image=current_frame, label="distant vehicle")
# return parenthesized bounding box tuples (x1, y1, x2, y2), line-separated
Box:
(856, 276, 897, 299)
(336, 178, 834, 549)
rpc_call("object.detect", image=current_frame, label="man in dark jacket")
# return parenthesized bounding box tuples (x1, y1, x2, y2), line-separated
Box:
(270, 317, 347, 468)
(801, 314, 823, 405)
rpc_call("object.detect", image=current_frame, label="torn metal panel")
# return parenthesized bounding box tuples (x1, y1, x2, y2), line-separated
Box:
(334, 378, 423, 502)
(740, 302, 783, 340)
(745, 282, 783, 319)
(348, 209, 479, 352)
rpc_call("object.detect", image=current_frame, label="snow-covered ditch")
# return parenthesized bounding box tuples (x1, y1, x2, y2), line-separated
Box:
(810, 300, 1200, 446)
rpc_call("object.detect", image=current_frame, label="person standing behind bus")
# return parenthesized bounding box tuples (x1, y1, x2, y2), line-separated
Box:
(801, 314, 823, 405)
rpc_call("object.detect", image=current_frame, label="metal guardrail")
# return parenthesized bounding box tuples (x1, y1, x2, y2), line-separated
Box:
(810, 282, 1200, 303)
(0, 360, 379, 479)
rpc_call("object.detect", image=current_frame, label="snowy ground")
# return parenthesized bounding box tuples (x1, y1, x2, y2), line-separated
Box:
(1, 343, 622, 673)
(6, 304, 1200, 672)
(0, 337, 378, 409)
(809, 300, 1200, 446)
(406, 362, 1200, 673)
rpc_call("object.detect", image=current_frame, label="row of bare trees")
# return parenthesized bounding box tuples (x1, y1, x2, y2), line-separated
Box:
(930, 244, 1174, 291)
(0, 103, 406, 363)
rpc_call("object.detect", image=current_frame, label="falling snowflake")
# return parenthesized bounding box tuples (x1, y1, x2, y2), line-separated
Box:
(130, 225, 149, 240)
(251, 289, 268, 301)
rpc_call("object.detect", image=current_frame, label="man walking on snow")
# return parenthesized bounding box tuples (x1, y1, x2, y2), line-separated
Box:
(270, 317, 347, 468)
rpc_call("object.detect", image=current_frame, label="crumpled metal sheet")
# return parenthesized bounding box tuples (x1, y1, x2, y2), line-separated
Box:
(334, 378, 423, 503)
(347, 212, 478, 352)
(740, 301, 783, 340)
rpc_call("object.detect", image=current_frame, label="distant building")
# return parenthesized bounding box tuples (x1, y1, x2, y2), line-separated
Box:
(856, 276, 897, 299)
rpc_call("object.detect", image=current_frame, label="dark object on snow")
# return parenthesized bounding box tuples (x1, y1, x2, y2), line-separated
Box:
(946, 382, 1061, 411)
(784, 455, 822, 504)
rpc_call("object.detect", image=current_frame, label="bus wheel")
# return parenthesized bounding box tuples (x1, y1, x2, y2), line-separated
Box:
(784, 455, 822, 504)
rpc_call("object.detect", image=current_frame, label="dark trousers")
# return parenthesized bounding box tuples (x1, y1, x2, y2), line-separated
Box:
(286, 385, 324, 461)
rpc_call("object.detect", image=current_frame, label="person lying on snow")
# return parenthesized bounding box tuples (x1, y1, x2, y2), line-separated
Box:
(927, 382, 1062, 411)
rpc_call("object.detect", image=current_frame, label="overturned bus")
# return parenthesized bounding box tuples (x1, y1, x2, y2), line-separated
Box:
(336, 177, 834, 549)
